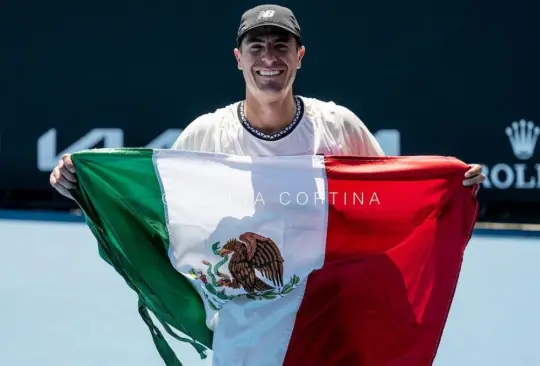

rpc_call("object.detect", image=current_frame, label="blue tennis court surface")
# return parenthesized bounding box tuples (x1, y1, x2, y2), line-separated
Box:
(1, 211, 539, 366)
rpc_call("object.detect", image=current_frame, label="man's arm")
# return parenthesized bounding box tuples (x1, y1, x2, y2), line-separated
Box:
(335, 105, 385, 157)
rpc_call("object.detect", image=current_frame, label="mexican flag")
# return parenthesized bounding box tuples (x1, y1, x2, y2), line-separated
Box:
(70, 148, 478, 366)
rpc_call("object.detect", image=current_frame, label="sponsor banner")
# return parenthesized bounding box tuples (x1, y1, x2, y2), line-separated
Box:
(2, 119, 540, 204)
(480, 120, 539, 191)
(34, 128, 401, 172)
(0, 126, 401, 191)
(477, 119, 540, 202)
(34, 128, 403, 172)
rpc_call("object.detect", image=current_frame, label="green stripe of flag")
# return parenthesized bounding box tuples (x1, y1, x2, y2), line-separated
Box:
(70, 148, 212, 365)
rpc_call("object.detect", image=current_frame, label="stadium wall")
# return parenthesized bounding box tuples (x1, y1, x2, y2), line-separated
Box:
(1, 0, 538, 222)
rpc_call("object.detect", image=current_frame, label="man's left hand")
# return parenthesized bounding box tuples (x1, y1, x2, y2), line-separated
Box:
(463, 164, 485, 191)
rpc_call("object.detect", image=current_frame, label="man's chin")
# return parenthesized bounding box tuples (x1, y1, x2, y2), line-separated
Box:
(255, 83, 287, 95)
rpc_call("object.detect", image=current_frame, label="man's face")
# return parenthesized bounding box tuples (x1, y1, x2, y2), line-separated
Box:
(234, 26, 305, 97)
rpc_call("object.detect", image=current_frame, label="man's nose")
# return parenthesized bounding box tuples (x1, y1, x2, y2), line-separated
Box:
(260, 46, 278, 64)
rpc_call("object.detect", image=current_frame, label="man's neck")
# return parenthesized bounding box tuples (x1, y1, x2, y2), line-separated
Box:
(243, 92, 297, 135)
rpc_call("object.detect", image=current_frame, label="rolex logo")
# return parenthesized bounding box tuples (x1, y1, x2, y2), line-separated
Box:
(505, 119, 540, 160)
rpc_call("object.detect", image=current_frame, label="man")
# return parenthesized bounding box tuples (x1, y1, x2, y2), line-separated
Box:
(50, 4, 484, 199)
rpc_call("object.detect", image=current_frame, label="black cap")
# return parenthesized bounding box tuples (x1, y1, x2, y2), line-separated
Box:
(236, 5, 302, 47)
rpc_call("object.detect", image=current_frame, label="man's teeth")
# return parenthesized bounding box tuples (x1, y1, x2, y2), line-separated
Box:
(257, 70, 283, 76)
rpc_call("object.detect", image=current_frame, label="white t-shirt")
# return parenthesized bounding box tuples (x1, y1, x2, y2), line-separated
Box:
(171, 95, 385, 157)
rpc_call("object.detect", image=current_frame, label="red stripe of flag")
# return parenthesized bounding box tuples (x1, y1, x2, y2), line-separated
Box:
(283, 156, 478, 366)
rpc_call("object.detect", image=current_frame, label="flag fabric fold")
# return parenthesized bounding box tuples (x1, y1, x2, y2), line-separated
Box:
(69, 148, 478, 366)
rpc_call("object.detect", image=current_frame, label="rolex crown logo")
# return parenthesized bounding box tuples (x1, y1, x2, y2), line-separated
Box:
(505, 119, 540, 160)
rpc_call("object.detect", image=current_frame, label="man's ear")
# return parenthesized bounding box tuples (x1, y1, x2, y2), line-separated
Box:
(297, 46, 306, 69)
(234, 48, 242, 70)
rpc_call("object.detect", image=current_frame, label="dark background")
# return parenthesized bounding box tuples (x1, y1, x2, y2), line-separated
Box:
(1, 0, 538, 222)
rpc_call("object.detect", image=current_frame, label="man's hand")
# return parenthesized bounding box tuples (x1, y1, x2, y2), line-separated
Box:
(463, 164, 485, 194)
(49, 154, 77, 200)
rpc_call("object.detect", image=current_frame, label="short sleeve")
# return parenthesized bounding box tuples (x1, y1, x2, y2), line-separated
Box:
(171, 126, 194, 151)
(171, 114, 215, 152)
(335, 105, 385, 157)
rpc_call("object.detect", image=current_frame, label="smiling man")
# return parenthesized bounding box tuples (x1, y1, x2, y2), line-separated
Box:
(168, 4, 485, 189)
(46, 4, 485, 365)
(50, 5, 484, 204)
(170, 5, 387, 158)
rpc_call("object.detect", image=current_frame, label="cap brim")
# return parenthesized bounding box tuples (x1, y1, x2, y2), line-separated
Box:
(237, 23, 301, 46)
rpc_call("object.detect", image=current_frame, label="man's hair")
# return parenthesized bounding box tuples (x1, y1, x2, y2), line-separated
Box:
(238, 33, 302, 52)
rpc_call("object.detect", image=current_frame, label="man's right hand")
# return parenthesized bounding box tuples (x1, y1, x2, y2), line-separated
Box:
(50, 154, 77, 200)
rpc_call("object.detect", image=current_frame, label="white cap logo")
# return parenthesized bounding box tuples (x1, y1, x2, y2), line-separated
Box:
(257, 10, 275, 20)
